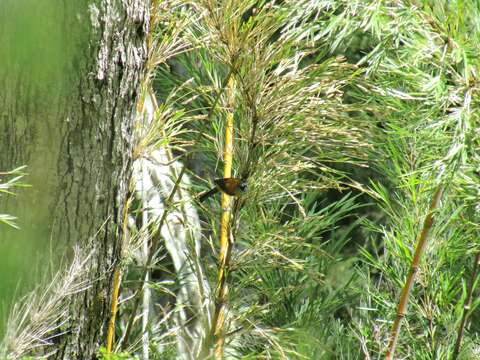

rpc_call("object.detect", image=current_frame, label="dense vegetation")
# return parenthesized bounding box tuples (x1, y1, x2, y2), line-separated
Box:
(2, 0, 480, 359)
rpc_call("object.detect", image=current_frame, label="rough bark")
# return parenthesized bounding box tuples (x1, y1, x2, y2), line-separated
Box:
(1, 1, 149, 359)
(51, 1, 149, 358)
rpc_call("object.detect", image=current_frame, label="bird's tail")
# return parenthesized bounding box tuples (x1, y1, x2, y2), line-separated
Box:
(198, 187, 219, 202)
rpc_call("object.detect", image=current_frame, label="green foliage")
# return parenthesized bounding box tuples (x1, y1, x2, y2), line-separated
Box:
(1, 0, 475, 359)
(321, 0, 480, 358)
(0, 166, 29, 228)
(97, 347, 138, 360)
(144, 1, 371, 358)
(128, 0, 480, 358)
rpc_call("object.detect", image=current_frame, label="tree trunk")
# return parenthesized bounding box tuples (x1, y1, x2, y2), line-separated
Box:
(1, 0, 149, 358)
(52, 1, 149, 358)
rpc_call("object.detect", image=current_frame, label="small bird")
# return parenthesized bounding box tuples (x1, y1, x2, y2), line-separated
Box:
(199, 177, 247, 202)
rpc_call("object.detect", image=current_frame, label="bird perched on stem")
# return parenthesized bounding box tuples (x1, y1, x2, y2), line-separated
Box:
(199, 178, 247, 202)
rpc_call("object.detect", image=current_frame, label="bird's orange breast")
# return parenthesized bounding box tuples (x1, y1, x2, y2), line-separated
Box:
(215, 178, 244, 196)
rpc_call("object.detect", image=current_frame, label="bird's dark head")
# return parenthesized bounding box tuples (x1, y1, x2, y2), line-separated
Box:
(238, 181, 247, 193)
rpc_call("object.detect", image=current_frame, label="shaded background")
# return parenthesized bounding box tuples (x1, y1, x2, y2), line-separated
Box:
(0, 0, 87, 334)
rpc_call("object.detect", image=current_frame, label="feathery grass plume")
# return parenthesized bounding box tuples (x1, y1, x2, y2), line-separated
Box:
(1, 246, 92, 359)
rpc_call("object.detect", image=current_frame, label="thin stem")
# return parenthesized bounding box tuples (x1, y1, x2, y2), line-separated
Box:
(106, 197, 132, 353)
(385, 185, 444, 360)
(452, 249, 480, 360)
(106, 268, 122, 353)
(141, 166, 150, 360)
(210, 76, 236, 359)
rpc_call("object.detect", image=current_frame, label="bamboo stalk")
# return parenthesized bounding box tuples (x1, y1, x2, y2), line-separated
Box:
(385, 185, 444, 360)
(210, 76, 236, 359)
(106, 197, 132, 353)
(141, 164, 151, 360)
(106, 268, 122, 353)
(452, 250, 480, 359)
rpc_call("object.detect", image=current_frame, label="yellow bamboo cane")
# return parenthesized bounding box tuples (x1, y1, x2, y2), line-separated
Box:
(106, 197, 132, 353)
(210, 76, 235, 359)
(385, 185, 443, 359)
